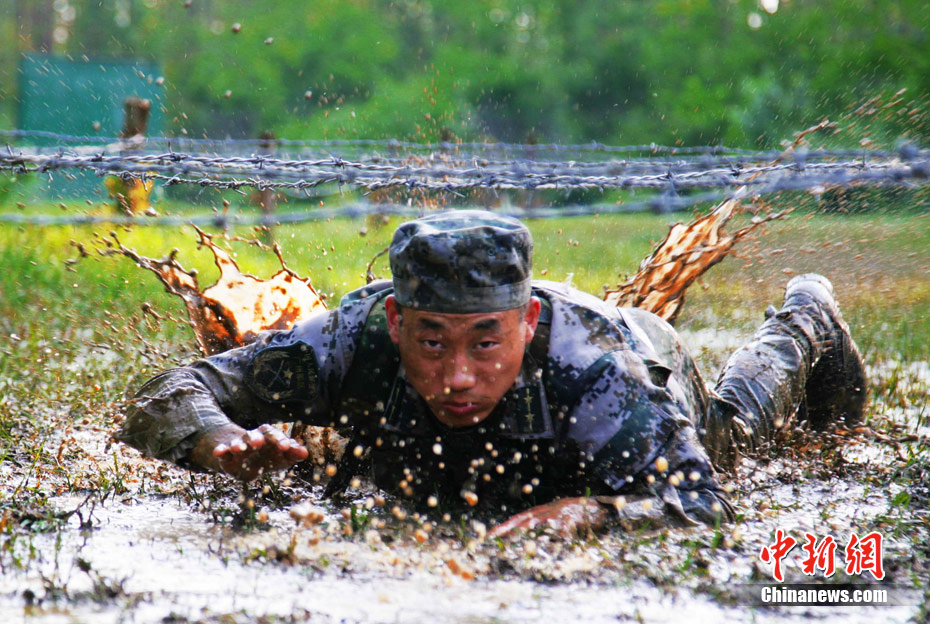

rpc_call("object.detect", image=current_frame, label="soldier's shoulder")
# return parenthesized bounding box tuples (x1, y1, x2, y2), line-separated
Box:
(331, 279, 394, 335)
(339, 279, 394, 307)
(532, 279, 617, 315)
(531, 281, 628, 388)
(531, 280, 689, 379)
(273, 280, 392, 357)
(532, 280, 678, 339)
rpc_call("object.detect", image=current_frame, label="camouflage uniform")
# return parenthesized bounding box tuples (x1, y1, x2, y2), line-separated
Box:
(118, 212, 866, 526)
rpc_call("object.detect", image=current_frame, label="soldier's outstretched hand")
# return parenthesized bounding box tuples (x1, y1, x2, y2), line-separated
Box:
(194, 423, 309, 481)
(488, 497, 610, 540)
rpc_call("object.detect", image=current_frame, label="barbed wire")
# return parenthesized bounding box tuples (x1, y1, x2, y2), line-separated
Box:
(1, 135, 927, 225)
(3, 148, 914, 173)
(3, 147, 927, 192)
(9, 146, 908, 180)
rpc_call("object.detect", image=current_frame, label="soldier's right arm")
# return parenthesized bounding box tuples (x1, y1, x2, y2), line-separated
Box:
(117, 302, 363, 472)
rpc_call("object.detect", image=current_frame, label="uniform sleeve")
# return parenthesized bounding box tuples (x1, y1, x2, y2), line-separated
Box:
(566, 350, 734, 525)
(647, 425, 735, 524)
(117, 305, 358, 466)
(115, 367, 239, 466)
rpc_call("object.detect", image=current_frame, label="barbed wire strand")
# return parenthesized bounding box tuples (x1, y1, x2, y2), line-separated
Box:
(1, 138, 927, 226)
(2, 149, 913, 175)
(3, 149, 927, 191)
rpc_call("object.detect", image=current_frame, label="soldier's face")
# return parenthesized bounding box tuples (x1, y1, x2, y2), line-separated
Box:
(386, 296, 541, 428)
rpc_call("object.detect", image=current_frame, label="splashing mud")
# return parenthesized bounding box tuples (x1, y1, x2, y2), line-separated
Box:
(606, 195, 787, 322)
(605, 120, 830, 323)
(96, 226, 325, 356)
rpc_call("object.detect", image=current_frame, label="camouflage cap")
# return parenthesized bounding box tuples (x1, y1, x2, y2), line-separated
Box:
(389, 209, 533, 313)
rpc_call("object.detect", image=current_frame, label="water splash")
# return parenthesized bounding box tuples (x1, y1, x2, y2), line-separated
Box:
(97, 226, 326, 355)
(606, 195, 787, 323)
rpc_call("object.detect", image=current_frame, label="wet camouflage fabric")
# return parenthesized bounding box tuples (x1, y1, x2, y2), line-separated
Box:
(389, 210, 533, 313)
(119, 279, 733, 524)
(700, 274, 867, 468)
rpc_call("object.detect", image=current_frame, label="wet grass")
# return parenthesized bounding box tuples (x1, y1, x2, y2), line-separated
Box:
(1, 193, 929, 621)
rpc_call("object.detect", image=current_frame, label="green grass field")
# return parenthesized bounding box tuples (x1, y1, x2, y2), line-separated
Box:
(3, 196, 929, 365)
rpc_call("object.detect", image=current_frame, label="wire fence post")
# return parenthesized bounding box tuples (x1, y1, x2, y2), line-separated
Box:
(121, 97, 151, 139)
(256, 130, 277, 218)
(106, 97, 153, 215)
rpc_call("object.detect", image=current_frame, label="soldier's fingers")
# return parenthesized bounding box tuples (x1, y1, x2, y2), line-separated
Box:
(246, 429, 265, 449)
(213, 443, 229, 457)
(556, 520, 579, 540)
(259, 425, 304, 456)
(229, 438, 249, 453)
(487, 523, 520, 539)
(257, 423, 287, 438)
(284, 444, 309, 461)
(260, 427, 291, 451)
(486, 525, 511, 539)
(488, 515, 534, 539)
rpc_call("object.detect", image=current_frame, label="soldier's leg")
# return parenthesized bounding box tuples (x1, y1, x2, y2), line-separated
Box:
(698, 274, 868, 470)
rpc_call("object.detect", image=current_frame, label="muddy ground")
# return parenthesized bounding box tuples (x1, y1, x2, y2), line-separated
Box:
(1, 322, 927, 624)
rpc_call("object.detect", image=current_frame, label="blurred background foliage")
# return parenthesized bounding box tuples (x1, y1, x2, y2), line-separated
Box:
(1, 0, 928, 148)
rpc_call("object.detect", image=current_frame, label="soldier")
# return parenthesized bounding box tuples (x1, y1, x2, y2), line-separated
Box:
(117, 210, 867, 536)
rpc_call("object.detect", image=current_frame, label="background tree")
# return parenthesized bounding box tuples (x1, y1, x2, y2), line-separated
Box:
(0, 0, 927, 147)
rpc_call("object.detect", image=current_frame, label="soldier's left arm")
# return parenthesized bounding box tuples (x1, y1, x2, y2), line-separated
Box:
(488, 426, 733, 538)
(490, 351, 733, 538)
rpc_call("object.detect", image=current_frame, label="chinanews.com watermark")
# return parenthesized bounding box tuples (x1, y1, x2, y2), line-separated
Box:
(752, 583, 912, 606)
(734, 528, 922, 607)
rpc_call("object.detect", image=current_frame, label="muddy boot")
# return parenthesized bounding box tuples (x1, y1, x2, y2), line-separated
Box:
(702, 274, 868, 468)
(783, 274, 868, 429)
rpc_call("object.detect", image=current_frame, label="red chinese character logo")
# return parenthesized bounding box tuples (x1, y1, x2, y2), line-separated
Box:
(759, 529, 798, 582)
(844, 531, 885, 580)
(800, 533, 837, 577)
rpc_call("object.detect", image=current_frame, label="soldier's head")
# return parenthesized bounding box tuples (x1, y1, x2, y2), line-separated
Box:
(385, 210, 540, 427)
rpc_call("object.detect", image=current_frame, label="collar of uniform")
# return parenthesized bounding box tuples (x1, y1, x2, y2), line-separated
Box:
(379, 357, 555, 440)
(495, 367, 555, 439)
(377, 370, 432, 437)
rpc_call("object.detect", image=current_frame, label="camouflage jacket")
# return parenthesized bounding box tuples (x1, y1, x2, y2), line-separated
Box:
(118, 280, 732, 525)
